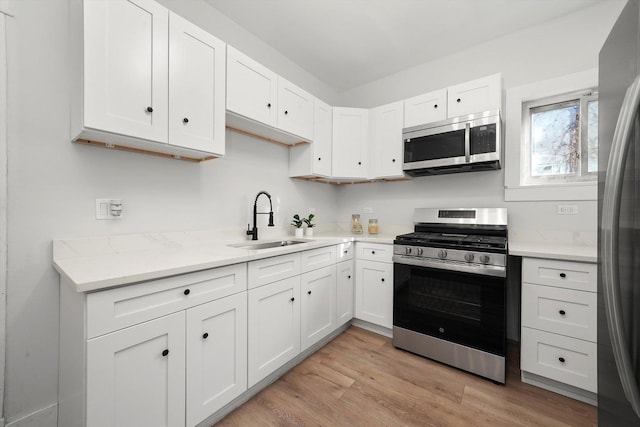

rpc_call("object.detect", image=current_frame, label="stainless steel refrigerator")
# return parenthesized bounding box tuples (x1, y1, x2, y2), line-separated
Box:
(599, 0, 640, 425)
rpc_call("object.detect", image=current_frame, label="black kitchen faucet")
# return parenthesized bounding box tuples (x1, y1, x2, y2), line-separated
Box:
(246, 191, 274, 240)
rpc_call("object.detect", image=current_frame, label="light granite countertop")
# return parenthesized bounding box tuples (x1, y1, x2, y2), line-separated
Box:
(53, 229, 397, 293)
(507, 229, 597, 263)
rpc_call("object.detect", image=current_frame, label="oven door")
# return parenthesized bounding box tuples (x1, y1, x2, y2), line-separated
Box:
(393, 261, 506, 356)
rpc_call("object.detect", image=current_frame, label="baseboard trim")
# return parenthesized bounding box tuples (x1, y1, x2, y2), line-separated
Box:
(521, 370, 598, 406)
(5, 403, 57, 427)
(350, 318, 392, 338)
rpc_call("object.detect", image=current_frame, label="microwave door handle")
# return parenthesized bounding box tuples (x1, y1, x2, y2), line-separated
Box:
(464, 122, 471, 163)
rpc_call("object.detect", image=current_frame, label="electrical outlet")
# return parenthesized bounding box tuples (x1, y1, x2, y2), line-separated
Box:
(557, 205, 578, 215)
(363, 207, 373, 214)
(96, 199, 124, 220)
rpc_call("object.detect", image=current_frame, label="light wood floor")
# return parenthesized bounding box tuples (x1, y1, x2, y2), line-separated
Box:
(218, 326, 596, 426)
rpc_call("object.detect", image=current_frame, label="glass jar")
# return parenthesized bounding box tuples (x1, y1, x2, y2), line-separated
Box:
(368, 219, 379, 234)
(351, 214, 363, 234)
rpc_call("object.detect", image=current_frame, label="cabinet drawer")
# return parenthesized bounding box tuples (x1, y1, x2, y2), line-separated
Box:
(521, 327, 597, 393)
(248, 252, 301, 289)
(522, 283, 596, 342)
(522, 258, 597, 292)
(87, 263, 247, 338)
(336, 241, 354, 262)
(301, 245, 336, 273)
(356, 242, 393, 263)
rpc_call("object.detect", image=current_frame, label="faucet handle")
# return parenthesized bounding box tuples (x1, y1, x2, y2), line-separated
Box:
(246, 224, 252, 235)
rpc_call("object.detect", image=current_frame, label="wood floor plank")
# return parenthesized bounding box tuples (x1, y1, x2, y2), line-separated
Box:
(217, 326, 597, 426)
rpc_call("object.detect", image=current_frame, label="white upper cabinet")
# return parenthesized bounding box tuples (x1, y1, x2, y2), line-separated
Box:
(277, 77, 314, 141)
(82, 0, 169, 143)
(447, 73, 502, 118)
(370, 101, 404, 179)
(289, 98, 332, 178)
(404, 88, 447, 128)
(332, 107, 369, 179)
(169, 12, 226, 155)
(73, 0, 227, 160)
(226, 46, 278, 128)
(226, 46, 314, 144)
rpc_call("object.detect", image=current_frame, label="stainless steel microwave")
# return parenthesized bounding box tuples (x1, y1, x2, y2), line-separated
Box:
(402, 111, 501, 176)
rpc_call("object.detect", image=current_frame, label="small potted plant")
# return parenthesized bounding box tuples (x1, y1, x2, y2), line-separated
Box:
(291, 214, 304, 238)
(303, 213, 315, 237)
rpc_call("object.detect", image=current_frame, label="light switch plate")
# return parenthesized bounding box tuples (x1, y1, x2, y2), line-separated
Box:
(363, 207, 373, 214)
(96, 199, 123, 220)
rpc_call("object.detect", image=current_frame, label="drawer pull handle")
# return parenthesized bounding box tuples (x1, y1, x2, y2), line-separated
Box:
(559, 273, 566, 278)
(347, 275, 351, 279)
(372, 251, 375, 254)
(559, 309, 566, 315)
(162, 349, 169, 357)
(202, 333, 209, 339)
(307, 290, 312, 295)
(558, 357, 565, 363)
(183, 289, 190, 295)
(290, 297, 295, 302)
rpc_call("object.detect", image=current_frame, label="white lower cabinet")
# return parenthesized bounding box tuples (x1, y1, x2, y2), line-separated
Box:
(336, 259, 354, 327)
(301, 265, 337, 351)
(87, 312, 186, 427)
(354, 243, 393, 329)
(520, 257, 598, 401)
(186, 292, 247, 426)
(248, 276, 301, 387)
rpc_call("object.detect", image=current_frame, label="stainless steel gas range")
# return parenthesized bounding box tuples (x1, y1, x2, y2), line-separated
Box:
(392, 207, 508, 383)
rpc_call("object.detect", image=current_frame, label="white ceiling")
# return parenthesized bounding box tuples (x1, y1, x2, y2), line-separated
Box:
(206, 0, 606, 92)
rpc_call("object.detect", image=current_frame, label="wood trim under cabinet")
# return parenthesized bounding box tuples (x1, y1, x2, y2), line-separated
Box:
(74, 138, 218, 162)
(225, 125, 307, 147)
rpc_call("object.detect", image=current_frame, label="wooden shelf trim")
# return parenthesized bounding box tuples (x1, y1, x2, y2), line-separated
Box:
(225, 125, 307, 147)
(292, 176, 411, 185)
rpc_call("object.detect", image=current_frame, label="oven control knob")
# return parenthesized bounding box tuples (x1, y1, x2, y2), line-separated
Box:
(437, 250, 447, 259)
(405, 247, 412, 255)
(464, 253, 474, 262)
(417, 247, 424, 256)
(479, 255, 490, 264)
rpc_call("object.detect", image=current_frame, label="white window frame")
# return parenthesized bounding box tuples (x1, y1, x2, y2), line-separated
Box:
(504, 69, 598, 201)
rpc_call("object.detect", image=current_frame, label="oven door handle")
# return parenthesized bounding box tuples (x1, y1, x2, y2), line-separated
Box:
(464, 122, 471, 163)
(393, 255, 506, 278)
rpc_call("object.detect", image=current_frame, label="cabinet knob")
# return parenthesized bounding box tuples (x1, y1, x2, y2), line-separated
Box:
(344, 250, 348, 254)
(358, 161, 362, 165)
(202, 332, 209, 339)
(559, 273, 566, 278)
(307, 290, 312, 295)
(347, 275, 351, 279)
(284, 110, 289, 115)
(381, 278, 385, 282)
(434, 104, 438, 109)
(558, 357, 565, 363)
(318, 157, 322, 161)
(267, 103, 271, 108)
(290, 297, 295, 302)
(162, 349, 169, 357)
(392, 158, 396, 162)
(146, 106, 154, 113)
(559, 309, 566, 316)
(183, 117, 189, 124)
(371, 251, 375, 254)
(456, 98, 461, 103)
(183, 289, 190, 295)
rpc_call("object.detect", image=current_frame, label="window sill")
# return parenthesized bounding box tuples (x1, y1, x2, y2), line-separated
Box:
(504, 182, 596, 201)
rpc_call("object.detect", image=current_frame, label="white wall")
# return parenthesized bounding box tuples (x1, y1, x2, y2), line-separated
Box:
(4, 0, 338, 424)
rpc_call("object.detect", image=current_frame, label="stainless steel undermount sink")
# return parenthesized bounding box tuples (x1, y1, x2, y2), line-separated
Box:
(229, 239, 309, 250)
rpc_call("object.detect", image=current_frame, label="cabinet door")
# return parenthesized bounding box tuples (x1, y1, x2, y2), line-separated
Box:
(332, 107, 369, 179)
(404, 88, 447, 128)
(336, 260, 354, 327)
(301, 265, 336, 351)
(226, 46, 278, 127)
(83, 0, 168, 142)
(248, 276, 301, 387)
(313, 99, 332, 176)
(371, 101, 404, 178)
(186, 292, 247, 426)
(169, 13, 226, 155)
(277, 76, 314, 140)
(447, 73, 501, 118)
(87, 312, 185, 427)
(355, 260, 393, 328)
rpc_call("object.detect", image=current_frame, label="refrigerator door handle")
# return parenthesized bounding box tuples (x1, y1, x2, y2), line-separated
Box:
(602, 73, 640, 418)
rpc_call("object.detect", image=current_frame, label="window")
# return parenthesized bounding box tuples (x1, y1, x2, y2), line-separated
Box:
(522, 89, 598, 185)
